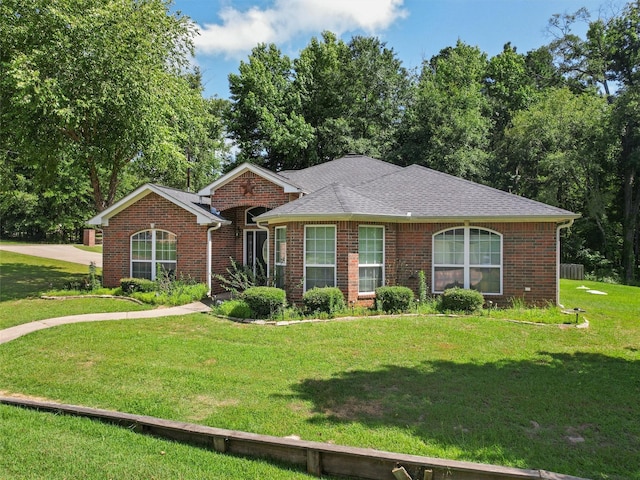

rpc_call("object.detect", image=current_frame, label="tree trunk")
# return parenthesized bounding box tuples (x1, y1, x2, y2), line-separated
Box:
(622, 162, 640, 284)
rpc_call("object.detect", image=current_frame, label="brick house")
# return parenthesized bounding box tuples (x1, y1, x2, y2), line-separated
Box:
(88, 155, 579, 306)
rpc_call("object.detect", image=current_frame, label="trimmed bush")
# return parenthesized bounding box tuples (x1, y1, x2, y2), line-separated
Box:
(440, 287, 484, 313)
(120, 278, 156, 294)
(215, 299, 254, 319)
(303, 287, 345, 315)
(241, 286, 286, 318)
(375, 286, 414, 313)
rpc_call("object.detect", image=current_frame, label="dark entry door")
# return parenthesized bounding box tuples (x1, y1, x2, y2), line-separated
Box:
(245, 230, 268, 279)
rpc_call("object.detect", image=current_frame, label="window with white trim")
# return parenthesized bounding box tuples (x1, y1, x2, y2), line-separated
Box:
(274, 226, 286, 289)
(304, 225, 336, 290)
(359, 226, 384, 293)
(433, 227, 502, 294)
(131, 230, 177, 280)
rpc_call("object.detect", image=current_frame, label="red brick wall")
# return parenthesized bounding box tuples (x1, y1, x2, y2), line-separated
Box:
(267, 220, 559, 306)
(212, 172, 294, 212)
(102, 193, 209, 287)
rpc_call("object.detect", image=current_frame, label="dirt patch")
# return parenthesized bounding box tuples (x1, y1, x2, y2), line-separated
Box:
(0, 390, 55, 403)
(325, 396, 386, 420)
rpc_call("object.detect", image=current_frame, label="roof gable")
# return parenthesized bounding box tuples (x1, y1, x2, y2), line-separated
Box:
(87, 184, 230, 227)
(196, 163, 301, 196)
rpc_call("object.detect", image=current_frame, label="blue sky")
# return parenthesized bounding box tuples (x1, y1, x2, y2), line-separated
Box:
(172, 0, 621, 99)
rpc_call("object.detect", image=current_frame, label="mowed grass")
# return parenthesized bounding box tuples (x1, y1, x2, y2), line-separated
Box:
(0, 250, 638, 479)
(0, 250, 152, 329)
(0, 278, 638, 479)
(0, 404, 322, 480)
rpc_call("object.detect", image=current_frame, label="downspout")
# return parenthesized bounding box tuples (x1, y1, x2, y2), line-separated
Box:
(207, 223, 223, 296)
(556, 219, 575, 306)
(256, 220, 270, 280)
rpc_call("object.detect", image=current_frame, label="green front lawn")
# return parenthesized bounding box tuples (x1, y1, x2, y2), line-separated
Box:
(0, 249, 638, 479)
(0, 278, 638, 479)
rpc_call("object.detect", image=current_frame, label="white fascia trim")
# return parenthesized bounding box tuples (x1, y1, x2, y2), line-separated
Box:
(257, 213, 582, 225)
(196, 163, 301, 196)
(86, 184, 231, 227)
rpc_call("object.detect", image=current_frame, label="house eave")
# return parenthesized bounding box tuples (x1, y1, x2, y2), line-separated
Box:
(256, 213, 582, 225)
(197, 163, 302, 196)
(86, 184, 231, 227)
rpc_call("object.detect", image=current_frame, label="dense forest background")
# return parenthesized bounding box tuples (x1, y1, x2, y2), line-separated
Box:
(2, 0, 639, 284)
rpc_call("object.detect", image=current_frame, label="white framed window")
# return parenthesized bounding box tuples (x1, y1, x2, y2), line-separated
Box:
(274, 226, 286, 289)
(358, 225, 384, 293)
(304, 225, 336, 291)
(433, 227, 502, 295)
(245, 206, 268, 225)
(131, 229, 177, 280)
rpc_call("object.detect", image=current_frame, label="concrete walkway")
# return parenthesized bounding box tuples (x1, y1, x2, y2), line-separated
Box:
(0, 244, 102, 268)
(0, 301, 211, 345)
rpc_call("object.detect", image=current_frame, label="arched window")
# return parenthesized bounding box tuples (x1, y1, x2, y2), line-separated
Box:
(245, 206, 268, 225)
(433, 227, 502, 294)
(131, 230, 177, 280)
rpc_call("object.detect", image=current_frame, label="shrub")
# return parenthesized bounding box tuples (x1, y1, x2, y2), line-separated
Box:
(120, 278, 156, 294)
(241, 286, 286, 318)
(215, 300, 254, 319)
(213, 257, 267, 295)
(303, 287, 345, 315)
(440, 287, 484, 313)
(375, 286, 414, 313)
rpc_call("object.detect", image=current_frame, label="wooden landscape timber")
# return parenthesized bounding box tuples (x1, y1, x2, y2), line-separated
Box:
(0, 396, 589, 480)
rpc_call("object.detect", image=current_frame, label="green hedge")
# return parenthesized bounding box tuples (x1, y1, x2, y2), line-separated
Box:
(440, 287, 484, 313)
(303, 287, 345, 315)
(120, 278, 156, 294)
(241, 286, 286, 318)
(375, 286, 414, 313)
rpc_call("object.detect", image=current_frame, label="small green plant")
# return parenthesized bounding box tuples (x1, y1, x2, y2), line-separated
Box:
(241, 286, 286, 318)
(302, 287, 345, 315)
(440, 287, 484, 313)
(417, 270, 428, 303)
(88, 261, 101, 290)
(213, 258, 267, 295)
(375, 286, 414, 313)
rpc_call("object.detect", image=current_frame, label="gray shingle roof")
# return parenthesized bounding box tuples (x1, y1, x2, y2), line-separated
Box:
(151, 185, 229, 222)
(257, 158, 578, 222)
(258, 183, 407, 218)
(277, 154, 403, 192)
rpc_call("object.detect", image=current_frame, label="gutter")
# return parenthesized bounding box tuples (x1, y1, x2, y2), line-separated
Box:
(556, 218, 575, 306)
(256, 220, 270, 279)
(207, 223, 223, 296)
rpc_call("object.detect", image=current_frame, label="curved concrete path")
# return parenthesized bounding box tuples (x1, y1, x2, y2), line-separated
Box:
(0, 301, 211, 345)
(0, 244, 102, 268)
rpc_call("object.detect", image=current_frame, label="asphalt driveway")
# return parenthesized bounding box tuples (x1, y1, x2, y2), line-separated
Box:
(0, 245, 102, 268)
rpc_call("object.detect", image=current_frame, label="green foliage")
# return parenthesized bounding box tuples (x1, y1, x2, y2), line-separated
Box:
(440, 287, 484, 313)
(213, 257, 266, 295)
(213, 300, 254, 319)
(302, 287, 345, 315)
(241, 286, 286, 318)
(120, 278, 156, 294)
(375, 286, 414, 313)
(0, 0, 225, 214)
(417, 270, 428, 303)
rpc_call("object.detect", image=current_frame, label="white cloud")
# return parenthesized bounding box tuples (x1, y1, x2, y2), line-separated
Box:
(194, 0, 407, 57)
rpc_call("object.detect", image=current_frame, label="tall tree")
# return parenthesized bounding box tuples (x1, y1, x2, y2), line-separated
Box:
(546, 1, 640, 282)
(1, 0, 220, 212)
(227, 43, 314, 171)
(396, 41, 491, 182)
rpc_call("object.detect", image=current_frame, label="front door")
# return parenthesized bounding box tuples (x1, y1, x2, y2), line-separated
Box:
(245, 230, 268, 280)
